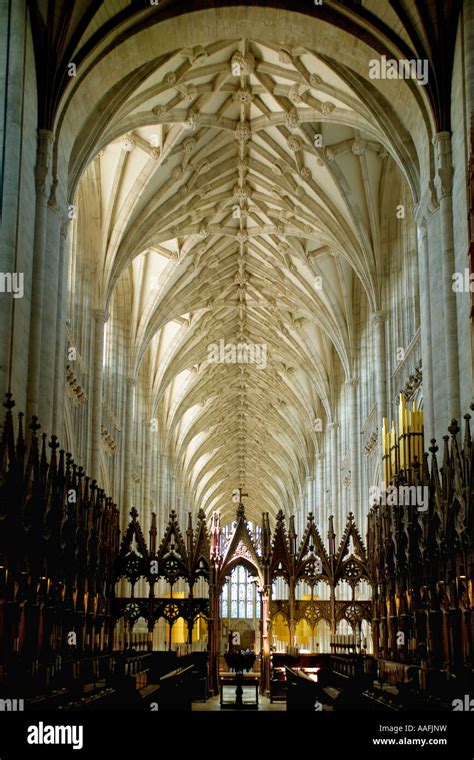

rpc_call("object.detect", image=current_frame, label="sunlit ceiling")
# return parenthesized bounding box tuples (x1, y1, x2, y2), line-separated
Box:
(75, 35, 410, 524)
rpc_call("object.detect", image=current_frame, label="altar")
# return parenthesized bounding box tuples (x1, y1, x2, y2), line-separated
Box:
(219, 672, 259, 708)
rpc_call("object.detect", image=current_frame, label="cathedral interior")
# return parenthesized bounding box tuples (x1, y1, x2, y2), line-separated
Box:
(0, 0, 473, 739)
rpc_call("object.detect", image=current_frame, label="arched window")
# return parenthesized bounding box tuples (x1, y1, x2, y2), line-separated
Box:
(221, 565, 260, 619)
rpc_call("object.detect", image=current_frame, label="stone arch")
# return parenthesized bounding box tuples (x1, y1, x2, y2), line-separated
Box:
(45, 3, 450, 521)
(218, 555, 263, 592)
(52, 6, 436, 236)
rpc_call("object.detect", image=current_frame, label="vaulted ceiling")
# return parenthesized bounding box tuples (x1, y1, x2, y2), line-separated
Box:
(29, 0, 461, 524)
(76, 36, 409, 522)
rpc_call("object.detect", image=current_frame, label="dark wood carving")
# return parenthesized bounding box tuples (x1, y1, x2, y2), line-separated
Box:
(0, 394, 120, 696)
(1, 394, 472, 703)
(367, 414, 473, 671)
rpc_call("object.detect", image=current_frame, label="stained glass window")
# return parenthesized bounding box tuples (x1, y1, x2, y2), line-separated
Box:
(219, 521, 264, 619)
(220, 564, 259, 619)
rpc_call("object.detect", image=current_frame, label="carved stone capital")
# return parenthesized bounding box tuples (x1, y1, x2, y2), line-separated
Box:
(371, 310, 386, 326)
(92, 308, 109, 324)
(351, 139, 366, 156)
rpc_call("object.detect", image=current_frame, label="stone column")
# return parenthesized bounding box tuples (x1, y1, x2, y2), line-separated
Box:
(312, 472, 317, 515)
(164, 455, 171, 517)
(306, 476, 312, 518)
(414, 213, 435, 440)
(159, 453, 168, 534)
(327, 421, 339, 534)
(150, 425, 158, 517)
(317, 452, 324, 526)
(371, 311, 387, 478)
(433, 132, 461, 422)
(0, 0, 33, 404)
(26, 130, 54, 424)
(123, 377, 137, 523)
(52, 221, 70, 435)
(465, 0, 474, 113)
(143, 419, 152, 538)
(90, 309, 109, 483)
(158, 453, 163, 535)
(38, 196, 63, 432)
(170, 473, 177, 513)
(324, 442, 331, 533)
(345, 377, 361, 530)
(464, 0, 474, 393)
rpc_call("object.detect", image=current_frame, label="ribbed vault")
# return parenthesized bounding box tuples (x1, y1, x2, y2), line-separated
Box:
(73, 35, 419, 523)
